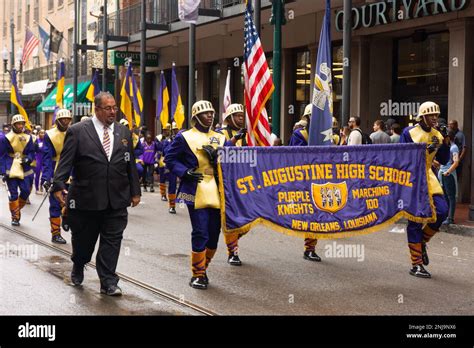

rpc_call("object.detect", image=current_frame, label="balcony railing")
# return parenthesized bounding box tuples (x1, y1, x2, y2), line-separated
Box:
(22, 64, 57, 83)
(21, 57, 89, 84)
(94, 0, 245, 39)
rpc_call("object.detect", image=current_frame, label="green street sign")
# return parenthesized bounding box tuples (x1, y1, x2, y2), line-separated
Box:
(111, 51, 159, 67)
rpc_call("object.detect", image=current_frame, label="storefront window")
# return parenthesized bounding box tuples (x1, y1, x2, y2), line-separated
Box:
(332, 44, 343, 123)
(293, 45, 342, 128)
(232, 61, 244, 105)
(295, 51, 311, 125)
(394, 32, 449, 124)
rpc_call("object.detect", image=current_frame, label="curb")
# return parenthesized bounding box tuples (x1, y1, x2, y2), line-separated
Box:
(395, 219, 474, 238)
(439, 223, 474, 238)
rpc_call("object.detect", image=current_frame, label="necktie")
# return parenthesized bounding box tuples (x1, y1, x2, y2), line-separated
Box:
(103, 126, 111, 158)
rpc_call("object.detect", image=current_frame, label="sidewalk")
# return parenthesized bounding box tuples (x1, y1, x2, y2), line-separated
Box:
(440, 203, 474, 237)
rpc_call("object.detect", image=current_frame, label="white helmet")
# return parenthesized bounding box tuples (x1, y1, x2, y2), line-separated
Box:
(80, 116, 90, 122)
(416, 101, 440, 121)
(192, 100, 215, 118)
(11, 114, 26, 125)
(56, 108, 72, 120)
(172, 121, 179, 130)
(224, 103, 244, 120)
(119, 118, 129, 127)
(164, 123, 172, 131)
(303, 104, 313, 118)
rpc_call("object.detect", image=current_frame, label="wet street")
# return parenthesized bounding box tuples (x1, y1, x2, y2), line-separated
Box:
(0, 186, 473, 315)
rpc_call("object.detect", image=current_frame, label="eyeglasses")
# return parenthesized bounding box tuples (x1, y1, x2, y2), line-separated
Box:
(97, 106, 119, 112)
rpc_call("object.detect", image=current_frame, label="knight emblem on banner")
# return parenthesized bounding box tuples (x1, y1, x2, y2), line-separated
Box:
(311, 182, 348, 214)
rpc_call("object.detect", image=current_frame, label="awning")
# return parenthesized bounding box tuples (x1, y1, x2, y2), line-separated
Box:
(37, 81, 91, 113)
(21, 79, 50, 96)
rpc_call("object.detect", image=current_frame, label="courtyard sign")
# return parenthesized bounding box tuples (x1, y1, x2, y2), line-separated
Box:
(335, 0, 470, 31)
(111, 50, 159, 67)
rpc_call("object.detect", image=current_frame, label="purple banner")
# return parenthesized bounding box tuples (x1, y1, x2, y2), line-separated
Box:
(218, 143, 435, 239)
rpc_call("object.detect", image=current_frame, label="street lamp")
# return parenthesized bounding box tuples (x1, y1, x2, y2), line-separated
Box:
(2, 46, 9, 73)
(16, 46, 23, 73)
(1, 46, 8, 91)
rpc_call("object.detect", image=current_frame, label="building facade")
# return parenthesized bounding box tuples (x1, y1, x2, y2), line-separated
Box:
(105, 0, 473, 207)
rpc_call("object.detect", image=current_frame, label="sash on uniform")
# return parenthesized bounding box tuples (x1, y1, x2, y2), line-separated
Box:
(408, 125, 444, 195)
(6, 132, 31, 179)
(182, 128, 226, 209)
(46, 128, 66, 163)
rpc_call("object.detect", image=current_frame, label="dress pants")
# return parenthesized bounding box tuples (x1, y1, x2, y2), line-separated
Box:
(68, 207, 128, 288)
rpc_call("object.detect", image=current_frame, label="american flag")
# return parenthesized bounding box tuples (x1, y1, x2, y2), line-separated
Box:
(243, 0, 274, 146)
(22, 28, 40, 65)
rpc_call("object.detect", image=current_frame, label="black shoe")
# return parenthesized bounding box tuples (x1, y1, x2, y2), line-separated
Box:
(150, 187, 155, 192)
(100, 285, 123, 296)
(143, 187, 148, 192)
(161, 195, 168, 201)
(52, 235, 67, 244)
(303, 250, 322, 262)
(11, 219, 20, 226)
(189, 277, 207, 290)
(169, 207, 176, 214)
(228, 253, 242, 266)
(202, 272, 209, 285)
(71, 264, 84, 286)
(421, 242, 429, 266)
(62, 217, 70, 232)
(409, 264, 431, 278)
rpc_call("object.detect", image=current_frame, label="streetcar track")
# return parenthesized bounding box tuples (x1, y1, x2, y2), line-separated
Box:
(0, 222, 217, 316)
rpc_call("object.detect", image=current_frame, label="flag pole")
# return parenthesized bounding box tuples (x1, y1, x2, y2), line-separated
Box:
(341, 0, 352, 129)
(125, 58, 134, 128)
(9, 18, 16, 116)
(270, 0, 285, 138)
(253, 0, 261, 36)
(102, 0, 108, 91)
(140, 0, 146, 128)
(188, 23, 196, 130)
(73, 0, 79, 122)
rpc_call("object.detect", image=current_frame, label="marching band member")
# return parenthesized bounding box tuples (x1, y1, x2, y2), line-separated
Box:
(162, 122, 180, 213)
(289, 104, 311, 146)
(156, 123, 171, 201)
(0, 114, 35, 226)
(332, 117, 340, 145)
(141, 132, 158, 192)
(119, 119, 144, 183)
(41, 109, 73, 244)
(289, 104, 322, 262)
(217, 103, 247, 265)
(165, 100, 244, 290)
(400, 101, 449, 278)
(34, 130, 46, 194)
